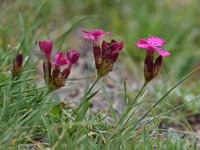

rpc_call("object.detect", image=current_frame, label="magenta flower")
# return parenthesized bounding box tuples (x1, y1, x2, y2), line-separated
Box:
(50, 50, 80, 89)
(39, 39, 80, 90)
(52, 52, 68, 66)
(67, 49, 80, 64)
(135, 36, 170, 84)
(82, 29, 111, 43)
(136, 36, 170, 56)
(39, 40, 53, 58)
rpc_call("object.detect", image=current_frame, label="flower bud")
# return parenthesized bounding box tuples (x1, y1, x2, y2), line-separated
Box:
(93, 45, 102, 71)
(39, 40, 53, 58)
(97, 39, 123, 77)
(52, 66, 60, 78)
(153, 55, 163, 78)
(61, 66, 71, 79)
(144, 53, 163, 84)
(12, 52, 23, 77)
(104, 40, 123, 62)
(15, 52, 23, 68)
(67, 50, 80, 64)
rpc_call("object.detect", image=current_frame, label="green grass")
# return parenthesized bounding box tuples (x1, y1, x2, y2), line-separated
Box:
(0, 0, 200, 149)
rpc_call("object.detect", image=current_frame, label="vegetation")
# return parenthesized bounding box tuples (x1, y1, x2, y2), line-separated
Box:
(0, 0, 200, 149)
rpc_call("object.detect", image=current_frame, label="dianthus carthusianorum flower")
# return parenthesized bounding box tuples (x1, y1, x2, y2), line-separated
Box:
(82, 29, 123, 78)
(135, 35, 170, 84)
(82, 29, 111, 43)
(136, 35, 170, 56)
(39, 39, 79, 91)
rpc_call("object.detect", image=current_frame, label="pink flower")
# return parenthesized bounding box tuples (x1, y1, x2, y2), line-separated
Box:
(82, 29, 111, 43)
(67, 49, 80, 64)
(39, 40, 53, 58)
(52, 52, 68, 66)
(136, 36, 170, 56)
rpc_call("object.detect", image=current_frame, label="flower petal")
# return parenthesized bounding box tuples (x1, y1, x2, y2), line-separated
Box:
(102, 32, 111, 37)
(81, 29, 111, 42)
(147, 36, 165, 47)
(135, 38, 148, 49)
(155, 48, 170, 56)
(81, 35, 94, 41)
(82, 29, 91, 35)
(136, 43, 148, 49)
(52, 52, 68, 66)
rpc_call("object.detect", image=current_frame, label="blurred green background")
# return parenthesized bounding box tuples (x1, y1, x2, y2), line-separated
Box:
(1, 0, 200, 112)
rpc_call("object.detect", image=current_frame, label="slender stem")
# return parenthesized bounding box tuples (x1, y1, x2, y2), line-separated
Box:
(130, 66, 200, 131)
(117, 82, 147, 127)
(146, 95, 200, 125)
(85, 77, 99, 98)
(130, 82, 147, 107)
(76, 77, 99, 112)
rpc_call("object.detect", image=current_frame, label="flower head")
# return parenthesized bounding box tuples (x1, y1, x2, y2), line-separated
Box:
(93, 39, 123, 77)
(136, 35, 170, 56)
(82, 29, 111, 43)
(102, 40, 123, 62)
(143, 51, 163, 83)
(135, 35, 170, 84)
(52, 52, 68, 66)
(39, 40, 53, 58)
(67, 49, 80, 64)
(39, 39, 80, 91)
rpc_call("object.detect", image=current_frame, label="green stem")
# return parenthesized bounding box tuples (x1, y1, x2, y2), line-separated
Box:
(85, 77, 99, 98)
(75, 77, 99, 113)
(117, 81, 147, 127)
(130, 66, 200, 131)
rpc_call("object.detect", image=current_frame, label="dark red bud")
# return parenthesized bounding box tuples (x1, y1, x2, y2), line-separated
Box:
(52, 66, 60, 78)
(110, 39, 117, 43)
(104, 41, 123, 62)
(16, 53, 23, 68)
(67, 50, 80, 64)
(102, 40, 108, 56)
(154, 55, 162, 67)
(96, 39, 123, 78)
(110, 41, 123, 51)
(144, 54, 163, 84)
(145, 51, 153, 64)
(93, 45, 101, 59)
(12, 52, 24, 77)
(61, 65, 71, 79)
(144, 53, 154, 73)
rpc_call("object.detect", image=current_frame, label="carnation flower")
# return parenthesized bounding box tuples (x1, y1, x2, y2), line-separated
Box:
(135, 35, 170, 84)
(136, 35, 170, 56)
(82, 29, 111, 43)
